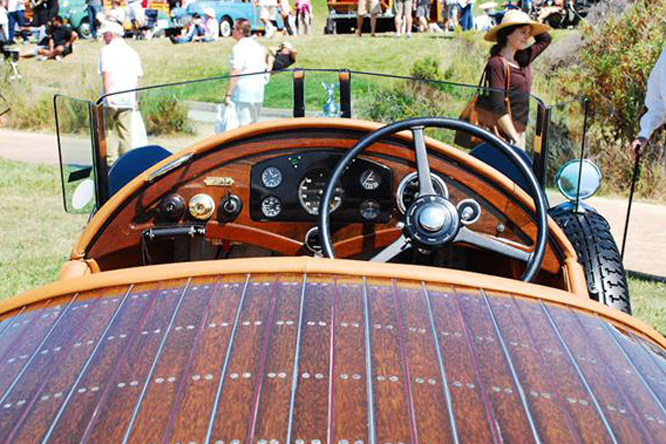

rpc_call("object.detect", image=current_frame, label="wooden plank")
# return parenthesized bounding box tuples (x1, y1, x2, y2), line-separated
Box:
(427, 285, 497, 444)
(126, 278, 218, 443)
(366, 280, 411, 444)
(395, 284, 455, 444)
(485, 293, 581, 444)
(167, 276, 248, 443)
(545, 304, 654, 443)
(455, 287, 535, 443)
(43, 284, 164, 442)
(510, 297, 613, 443)
(332, 278, 369, 444)
(83, 280, 188, 443)
(288, 278, 334, 443)
(208, 277, 278, 443)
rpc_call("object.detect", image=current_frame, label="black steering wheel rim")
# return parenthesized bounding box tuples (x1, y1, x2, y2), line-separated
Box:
(318, 117, 549, 282)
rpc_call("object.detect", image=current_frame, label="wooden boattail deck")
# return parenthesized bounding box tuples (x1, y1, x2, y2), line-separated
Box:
(0, 258, 665, 443)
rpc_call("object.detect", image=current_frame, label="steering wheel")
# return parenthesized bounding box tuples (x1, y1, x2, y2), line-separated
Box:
(319, 117, 548, 282)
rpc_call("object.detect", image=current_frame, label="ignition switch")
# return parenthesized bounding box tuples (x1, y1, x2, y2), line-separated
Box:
(219, 192, 243, 221)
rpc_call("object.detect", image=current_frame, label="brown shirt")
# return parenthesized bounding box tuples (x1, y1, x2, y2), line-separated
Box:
(483, 32, 552, 131)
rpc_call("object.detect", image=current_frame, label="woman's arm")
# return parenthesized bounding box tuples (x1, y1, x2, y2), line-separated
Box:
(517, 32, 552, 66)
(485, 58, 521, 143)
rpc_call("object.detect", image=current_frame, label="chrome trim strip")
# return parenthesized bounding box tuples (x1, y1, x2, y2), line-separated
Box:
(205, 274, 251, 444)
(362, 277, 376, 444)
(285, 274, 308, 444)
(423, 283, 459, 444)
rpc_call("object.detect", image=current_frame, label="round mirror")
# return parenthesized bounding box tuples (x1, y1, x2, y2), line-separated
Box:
(72, 178, 95, 210)
(556, 159, 602, 201)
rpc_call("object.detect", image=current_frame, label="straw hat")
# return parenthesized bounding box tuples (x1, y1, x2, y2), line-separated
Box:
(483, 10, 550, 42)
(203, 8, 216, 18)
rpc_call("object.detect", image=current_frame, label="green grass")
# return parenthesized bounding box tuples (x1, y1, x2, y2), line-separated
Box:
(0, 157, 664, 338)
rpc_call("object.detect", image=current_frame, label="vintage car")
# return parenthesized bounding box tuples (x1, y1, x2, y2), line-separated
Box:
(0, 69, 664, 442)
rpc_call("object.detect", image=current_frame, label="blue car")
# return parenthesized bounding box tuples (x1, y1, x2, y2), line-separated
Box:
(172, 0, 283, 37)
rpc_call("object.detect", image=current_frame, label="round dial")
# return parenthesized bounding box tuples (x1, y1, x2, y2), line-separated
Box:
(261, 196, 282, 218)
(298, 168, 343, 216)
(261, 166, 283, 189)
(360, 169, 382, 191)
(360, 200, 381, 220)
(396, 172, 449, 213)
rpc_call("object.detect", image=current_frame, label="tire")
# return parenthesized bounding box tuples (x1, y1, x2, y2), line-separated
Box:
(219, 17, 233, 38)
(551, 210, 631, 314)
(78, 19, 92, 40)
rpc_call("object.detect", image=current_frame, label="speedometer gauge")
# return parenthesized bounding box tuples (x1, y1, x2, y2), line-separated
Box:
(298, 168, 344, 216)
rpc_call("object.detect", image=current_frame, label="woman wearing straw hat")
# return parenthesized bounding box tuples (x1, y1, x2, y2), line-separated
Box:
(482, 9, 551, 149)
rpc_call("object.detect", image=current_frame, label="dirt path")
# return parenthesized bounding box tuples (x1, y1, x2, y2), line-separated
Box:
(2, 128, 664, 276)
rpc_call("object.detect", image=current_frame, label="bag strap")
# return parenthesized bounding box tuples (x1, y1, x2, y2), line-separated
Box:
(500, 57, 512, 118)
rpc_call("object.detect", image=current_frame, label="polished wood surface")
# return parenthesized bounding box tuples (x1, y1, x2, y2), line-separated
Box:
(1, 271, 665, 443)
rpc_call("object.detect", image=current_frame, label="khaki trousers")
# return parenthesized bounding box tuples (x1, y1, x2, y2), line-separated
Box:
(106, 107, 133, 166)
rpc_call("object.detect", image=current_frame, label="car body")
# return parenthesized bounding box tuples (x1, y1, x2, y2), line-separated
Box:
(0, 69, 662, 442)
(171, 0, 284, 37)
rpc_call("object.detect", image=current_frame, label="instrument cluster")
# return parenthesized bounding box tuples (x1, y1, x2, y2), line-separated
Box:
(250, 151, 394, 223)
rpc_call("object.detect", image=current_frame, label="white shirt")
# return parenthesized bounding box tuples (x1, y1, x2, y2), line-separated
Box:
(98, 38, 143, 109)
(230, 37, 268, 104)
(639, 48, 666, 140)
(7, 0, 18, 13)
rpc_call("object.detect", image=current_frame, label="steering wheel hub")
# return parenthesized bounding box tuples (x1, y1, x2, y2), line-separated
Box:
(405, 195, 460, 247)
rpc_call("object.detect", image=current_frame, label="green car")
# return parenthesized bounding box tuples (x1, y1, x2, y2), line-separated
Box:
(59, 0, 93, 39)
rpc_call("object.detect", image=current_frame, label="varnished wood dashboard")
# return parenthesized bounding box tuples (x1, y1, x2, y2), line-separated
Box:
(70, 119, 583, 290)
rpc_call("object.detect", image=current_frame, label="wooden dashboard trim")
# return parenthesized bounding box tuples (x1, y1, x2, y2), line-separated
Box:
(5, 257, 665, 350)
(69, 118, 581, 287)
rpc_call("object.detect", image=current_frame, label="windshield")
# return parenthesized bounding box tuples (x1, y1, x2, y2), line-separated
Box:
(56, 69, 588, 210)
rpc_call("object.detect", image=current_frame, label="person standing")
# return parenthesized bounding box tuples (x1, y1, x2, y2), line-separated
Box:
(631, 47, 666, 161)
(255, 0, 277, 38)
(415, 0, 430, 32)
(85, 0, 102, 39)
(482, 10, 551, 148)
(7, 0, 29, 44)
(458, 0, 474, 31)
(443, 0, 459, 31)
(393, 0, 412, 38)
(355, 0, 380, 37)
(224, 18, 268, 127)
(295, 0, 311, 35)
(98, 20, 143, 165)
(126, 0, 145, 34)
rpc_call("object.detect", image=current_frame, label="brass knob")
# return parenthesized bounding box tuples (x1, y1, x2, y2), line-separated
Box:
(188, 194, 216, 220)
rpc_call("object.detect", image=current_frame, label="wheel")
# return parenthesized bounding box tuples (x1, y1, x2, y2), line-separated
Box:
(319, 117, 550, 282)
(78, 19, 92, 40)
(219, 17, 233, 37)
(551, 210, 631, 314)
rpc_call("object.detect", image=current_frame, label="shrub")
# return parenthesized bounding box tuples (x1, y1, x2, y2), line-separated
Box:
(553, 0, 666, 200)
(140, 93, 193, 136)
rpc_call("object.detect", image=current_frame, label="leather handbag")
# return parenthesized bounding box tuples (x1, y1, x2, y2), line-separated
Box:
(454, 59, 512, 149)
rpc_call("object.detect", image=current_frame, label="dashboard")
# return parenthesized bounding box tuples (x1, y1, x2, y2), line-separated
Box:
(76, 120, 571, 286)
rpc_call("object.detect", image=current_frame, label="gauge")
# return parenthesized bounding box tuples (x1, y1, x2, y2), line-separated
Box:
(360, 200, 381, 220)
(298, 168, 344, 216)
(261, 166, 283, 189)
(261, 196, 282, 218)
(396, 172, 449, 213)
(360, 169, 382, 191)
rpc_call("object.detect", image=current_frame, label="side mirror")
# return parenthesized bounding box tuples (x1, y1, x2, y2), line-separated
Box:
(556, 159, 602, 201)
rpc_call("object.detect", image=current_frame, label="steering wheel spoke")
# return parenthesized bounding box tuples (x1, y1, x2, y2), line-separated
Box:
(454, 227, 531, 262)
(412, 126, 436, 197)
(370, 234, 412, 262)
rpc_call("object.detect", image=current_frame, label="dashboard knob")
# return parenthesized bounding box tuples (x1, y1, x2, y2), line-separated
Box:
(189, 194, 216, 220)
(159, 194, 185, 221)
(219, 193, 243, 221)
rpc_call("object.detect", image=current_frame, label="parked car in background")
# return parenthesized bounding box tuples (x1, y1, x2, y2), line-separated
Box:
(171, 0, 283, 37)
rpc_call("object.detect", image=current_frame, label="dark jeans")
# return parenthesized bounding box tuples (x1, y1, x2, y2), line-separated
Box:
(8, 11, 29, 43)
(86, 4, 101, 38)
(459, 4, 473, 31)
